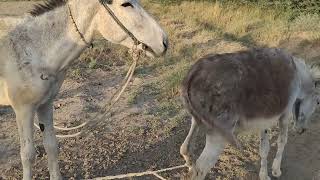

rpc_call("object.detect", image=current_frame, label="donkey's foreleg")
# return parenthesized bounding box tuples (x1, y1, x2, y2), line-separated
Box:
(189, 132, 226, 180)
(180, 117, 199, 169)
(259, 130, 271, 180)
(272, 115, 289, 177)
(37, 102, 62, 180)
(14, 106, 36, 180)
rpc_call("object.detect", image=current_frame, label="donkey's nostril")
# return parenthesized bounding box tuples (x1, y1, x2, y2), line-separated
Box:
(163, 39, 168, 51)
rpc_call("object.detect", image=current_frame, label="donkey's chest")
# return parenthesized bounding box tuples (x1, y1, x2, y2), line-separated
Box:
(0, 80, 10, 105)
(3, 60, 65, 105)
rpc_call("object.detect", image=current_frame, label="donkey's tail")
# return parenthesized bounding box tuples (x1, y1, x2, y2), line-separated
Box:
(181, 59, 241, 149)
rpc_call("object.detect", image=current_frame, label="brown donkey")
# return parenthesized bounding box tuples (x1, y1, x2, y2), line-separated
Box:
(180, 48, 320, 180)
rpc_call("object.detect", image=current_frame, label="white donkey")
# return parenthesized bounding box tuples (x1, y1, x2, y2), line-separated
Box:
(0, 0, 168, 179)
(180, 48, 320, 180)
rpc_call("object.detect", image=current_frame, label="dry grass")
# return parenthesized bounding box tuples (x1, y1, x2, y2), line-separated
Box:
(1, 1, 320, 179)
(131, 0, 320, 119)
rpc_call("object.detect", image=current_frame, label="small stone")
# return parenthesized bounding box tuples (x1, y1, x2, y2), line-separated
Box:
(54, 103, 62, 109)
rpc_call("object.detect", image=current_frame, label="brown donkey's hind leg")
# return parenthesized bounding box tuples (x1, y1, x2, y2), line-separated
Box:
(259, 129, 271, 180)
(188, 131, 226, 180)
(180, 117, 199, 169)
(272, 114, 289, 178)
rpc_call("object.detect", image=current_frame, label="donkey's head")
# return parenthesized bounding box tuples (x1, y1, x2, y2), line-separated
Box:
(94, 0, 168, 57)
(292, 62, 320, 134)
(293, 90, 320, 134)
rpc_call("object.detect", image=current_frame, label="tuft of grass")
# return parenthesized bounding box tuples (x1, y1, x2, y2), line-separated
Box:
(88, 58, 98, 69)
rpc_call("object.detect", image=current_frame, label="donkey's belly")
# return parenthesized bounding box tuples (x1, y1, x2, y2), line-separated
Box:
(0, 80, 10, 105)
(238, 115, 280, 133)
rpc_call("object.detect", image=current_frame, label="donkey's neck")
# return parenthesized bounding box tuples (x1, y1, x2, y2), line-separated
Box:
(9, 1, 98, 74)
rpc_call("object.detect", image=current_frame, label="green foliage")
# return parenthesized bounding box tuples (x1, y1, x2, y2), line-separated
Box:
(240, 0, 320, 15)
(289, 0, 320, 14)
(155, 0, 320, 15)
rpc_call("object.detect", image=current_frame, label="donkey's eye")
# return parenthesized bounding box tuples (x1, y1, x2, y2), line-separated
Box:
(121, 2, 134, 8)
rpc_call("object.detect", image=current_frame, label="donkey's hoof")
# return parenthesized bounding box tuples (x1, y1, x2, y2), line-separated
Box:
(272, 168, 282, 177)
(259, 176, 271, 180)
(188, 168, 207, 180)
(181, 156, 193, 170)
(259, 172, 271, 180)
(180, 169, 193, 180)
(180, 173, 188, 180)
(50, 174, 62, 180)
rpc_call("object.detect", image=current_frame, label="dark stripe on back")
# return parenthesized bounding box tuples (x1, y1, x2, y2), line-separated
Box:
(30, 0, 67, 17)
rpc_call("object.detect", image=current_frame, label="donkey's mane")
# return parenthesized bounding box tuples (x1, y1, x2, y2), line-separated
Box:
(30, 0, 67, 17)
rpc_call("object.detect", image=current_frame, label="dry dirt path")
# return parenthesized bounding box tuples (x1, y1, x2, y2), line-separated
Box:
(1, 1, 320, 180)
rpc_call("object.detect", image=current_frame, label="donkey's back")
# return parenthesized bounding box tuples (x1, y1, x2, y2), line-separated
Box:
(182, 48, 297, 133)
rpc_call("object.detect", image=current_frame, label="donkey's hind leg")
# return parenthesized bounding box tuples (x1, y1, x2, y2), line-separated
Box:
(37, 101, 62, 180)
(189, 131, 226, 180)
(180, 117, 199, 169)
(272, 114, 289, 177)
(14, 105, 36, 180)
(259, 129, 271, 180)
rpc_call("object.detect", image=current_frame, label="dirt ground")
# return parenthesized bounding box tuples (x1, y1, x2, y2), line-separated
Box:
(1, 1, 320, 180)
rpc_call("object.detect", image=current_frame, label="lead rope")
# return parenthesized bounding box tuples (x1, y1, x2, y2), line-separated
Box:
(92, 164, 187, 180)
(34, 47, 141, 138)
(67, 4, 93, 48)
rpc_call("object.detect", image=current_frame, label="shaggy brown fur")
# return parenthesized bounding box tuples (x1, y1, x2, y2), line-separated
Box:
(30, 0, 67, 17)
(182, 48, 296, 144)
